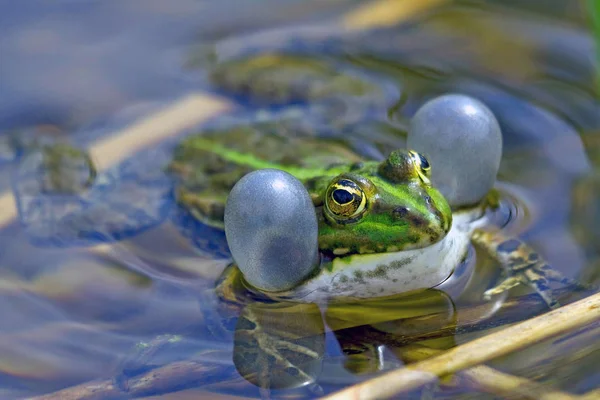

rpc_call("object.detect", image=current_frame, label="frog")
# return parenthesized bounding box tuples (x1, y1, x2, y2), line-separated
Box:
(167, 120, 574, 308)
(169, 124, 456, 301)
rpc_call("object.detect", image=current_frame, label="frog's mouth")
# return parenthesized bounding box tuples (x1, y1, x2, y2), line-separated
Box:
(319, 222, 451, 258)
(326, 241, 436, 258)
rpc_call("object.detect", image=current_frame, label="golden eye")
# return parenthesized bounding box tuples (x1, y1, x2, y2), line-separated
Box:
(409, 150, 431, 183)
(325, 178, 367, 222)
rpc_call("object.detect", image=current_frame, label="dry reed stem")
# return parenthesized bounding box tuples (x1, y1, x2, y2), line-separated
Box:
(342, 0, 447, 30)
(332, 287, 594, 351)
(29, 360, 231, 400)
(0, 93, 232, 229)
(322, 292, 600, 400)
(580, 388, 600, 400)
(399, 346, 578, 400)
(457, 364, 577, 400)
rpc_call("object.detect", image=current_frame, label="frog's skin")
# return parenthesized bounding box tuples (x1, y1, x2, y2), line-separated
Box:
(169, 124, 456, 301)
(168, 123, 576, 308)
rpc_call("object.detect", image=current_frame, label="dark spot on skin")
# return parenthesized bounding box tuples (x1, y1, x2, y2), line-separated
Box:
(353, 270, 366, 284)
(386, 258, 415, 270)
(393, 279, 398, 283)
(339, 275, 349, 283)
(380, 288, 385, 293)
(370, 201, 384, 213)
(392, 206, 409, 220)
(350, 162, 364, 171)
(497, 239, 522, 254)
(209, 203, 225, 221)
(407, 234, 421, 244)
(327, 162, 347, 170)
(285, 367, 300, 376)
(411, 275, 417, 281)
(304, 177, 320, 194)
(528, 253, 539, 262)
(365, 265, 389, 279)
(426, 227, 438, 236)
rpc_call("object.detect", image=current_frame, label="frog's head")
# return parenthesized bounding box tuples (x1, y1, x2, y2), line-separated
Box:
(317, 149, 452, 256)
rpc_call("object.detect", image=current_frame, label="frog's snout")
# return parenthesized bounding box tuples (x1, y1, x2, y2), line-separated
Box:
(414, 193, 453, 247)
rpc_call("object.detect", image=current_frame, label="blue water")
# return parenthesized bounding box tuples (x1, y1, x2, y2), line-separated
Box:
(0, 1, 599, 399)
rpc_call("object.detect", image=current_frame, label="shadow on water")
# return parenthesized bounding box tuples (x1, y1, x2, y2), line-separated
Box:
(0, 0, 599, 399)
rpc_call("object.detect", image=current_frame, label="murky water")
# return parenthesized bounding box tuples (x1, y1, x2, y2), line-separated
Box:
(0, 1, 599, 399)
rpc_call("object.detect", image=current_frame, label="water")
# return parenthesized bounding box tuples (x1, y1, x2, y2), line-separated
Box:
(0, 1, 599, 399)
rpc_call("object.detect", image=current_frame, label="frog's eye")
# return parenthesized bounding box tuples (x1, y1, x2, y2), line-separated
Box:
(325, 178, 368, 222)
(409, 150, 431, 183)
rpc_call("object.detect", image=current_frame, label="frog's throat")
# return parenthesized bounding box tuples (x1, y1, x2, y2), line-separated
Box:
(275, 209, 484, 303)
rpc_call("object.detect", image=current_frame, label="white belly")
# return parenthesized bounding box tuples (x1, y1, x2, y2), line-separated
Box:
(287, 210, 483, 303)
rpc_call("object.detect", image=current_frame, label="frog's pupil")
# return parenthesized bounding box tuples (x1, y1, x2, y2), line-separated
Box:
(419, 154, 430, 169)
(333, 189, 353, 204)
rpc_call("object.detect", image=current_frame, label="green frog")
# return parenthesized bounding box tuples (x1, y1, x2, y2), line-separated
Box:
(168, 122, 571, 308)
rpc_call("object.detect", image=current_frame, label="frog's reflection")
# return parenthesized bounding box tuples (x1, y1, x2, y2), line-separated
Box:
(229, 248, 508, 389)
(326, 289, 458, 375)
(230, 289, 458, 389)
(233, 302, 325, 390)
(110, 251, 506, 393)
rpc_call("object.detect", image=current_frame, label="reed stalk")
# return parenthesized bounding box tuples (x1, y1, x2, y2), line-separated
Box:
(323, 292, 600, 400)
